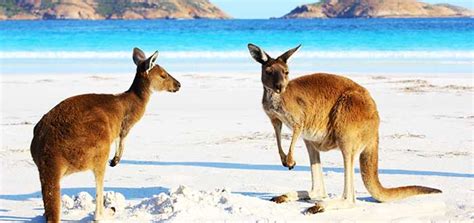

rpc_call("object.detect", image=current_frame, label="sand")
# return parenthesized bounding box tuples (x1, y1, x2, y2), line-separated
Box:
(0, 72, 472, 222)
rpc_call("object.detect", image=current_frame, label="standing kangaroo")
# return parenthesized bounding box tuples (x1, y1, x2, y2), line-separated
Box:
(247, 43, 441, 214)
(30, 48, 181, 222)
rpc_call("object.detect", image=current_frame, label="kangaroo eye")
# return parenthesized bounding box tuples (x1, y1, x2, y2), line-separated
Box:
(159, 72, 167, 79)
(285, 71, 289, 75)
(265, 67, 273, 74)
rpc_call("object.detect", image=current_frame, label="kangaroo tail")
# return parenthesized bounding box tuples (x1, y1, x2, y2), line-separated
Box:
(359, 138, 441, 202)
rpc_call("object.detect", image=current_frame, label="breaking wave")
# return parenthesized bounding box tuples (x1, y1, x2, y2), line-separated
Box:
(1, 50, 473, 60)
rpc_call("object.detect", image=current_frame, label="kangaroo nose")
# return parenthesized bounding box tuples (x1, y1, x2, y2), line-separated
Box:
(176, 82, 181, 88)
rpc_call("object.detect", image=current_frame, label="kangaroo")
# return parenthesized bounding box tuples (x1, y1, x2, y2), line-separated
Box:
(247, 43, 441, 214)
(30, 48, 180, 222)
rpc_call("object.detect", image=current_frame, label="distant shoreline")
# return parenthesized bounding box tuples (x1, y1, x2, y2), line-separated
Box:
(1, 16, 473, 21)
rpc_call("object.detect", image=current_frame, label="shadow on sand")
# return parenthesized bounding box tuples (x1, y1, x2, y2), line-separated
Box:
(0, 186, 168, 201)
(120, 160, 474, 178)
(0, 215, 45, 222)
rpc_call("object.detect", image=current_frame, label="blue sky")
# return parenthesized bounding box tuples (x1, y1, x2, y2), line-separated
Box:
(211, 0, 474, 19)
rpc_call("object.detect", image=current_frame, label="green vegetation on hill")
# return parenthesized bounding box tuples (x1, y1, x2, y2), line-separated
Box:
(39, 0, 56, 10)
(95, 1, 180, 18)
(96, 0, 131, 17)
(0, 0, 24, 17)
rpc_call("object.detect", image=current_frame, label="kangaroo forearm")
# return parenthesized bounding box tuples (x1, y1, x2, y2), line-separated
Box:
(288, 126, 302, 156)
(271, 119, 286, 157)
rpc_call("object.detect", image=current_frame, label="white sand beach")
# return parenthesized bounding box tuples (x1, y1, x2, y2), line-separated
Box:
(0, 72, 473, 221)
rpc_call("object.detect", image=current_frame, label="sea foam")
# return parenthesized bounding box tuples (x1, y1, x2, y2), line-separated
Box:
(1, 50, 472, 60)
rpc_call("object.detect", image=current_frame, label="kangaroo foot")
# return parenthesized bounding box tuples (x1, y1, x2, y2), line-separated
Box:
(305, 203, 325, 214)
(94, 207, 116, 221)
(270, 195, 289, 203)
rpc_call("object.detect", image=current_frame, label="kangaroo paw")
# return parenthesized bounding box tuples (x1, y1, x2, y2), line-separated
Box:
(109, 157, 120, 167)
(280, 155, 288, 168)
(288, 161, 296, 170)
(285, 157, 296, 170)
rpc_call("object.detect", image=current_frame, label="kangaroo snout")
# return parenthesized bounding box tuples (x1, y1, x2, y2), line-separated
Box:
(171, 81, 181, 92)
(275, 83, 283, 93)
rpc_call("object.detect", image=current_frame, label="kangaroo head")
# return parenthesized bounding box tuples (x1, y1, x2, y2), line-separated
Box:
(247, 43, 301, 94)
(132, 48, 181, 93)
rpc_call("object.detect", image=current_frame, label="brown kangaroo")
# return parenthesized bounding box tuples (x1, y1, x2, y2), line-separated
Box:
(247, 43, 441, 214)
(30, 48, 181, 222)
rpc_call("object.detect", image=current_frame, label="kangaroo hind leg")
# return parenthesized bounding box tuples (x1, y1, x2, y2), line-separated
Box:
(39, 163, 66, 223)
(93, 159, 109, 221)
(270, 140, 328, 204)
(304, 140, 328, 200)
(305, 143, 361, 214)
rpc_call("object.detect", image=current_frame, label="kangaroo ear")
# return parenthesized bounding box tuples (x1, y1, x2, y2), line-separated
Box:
(247, 43, 269, 64)
(278, 44, 301, 63)
(148, 51, 158, 67)
(144, 51, 158, 73)
(133, 47, 146, 66)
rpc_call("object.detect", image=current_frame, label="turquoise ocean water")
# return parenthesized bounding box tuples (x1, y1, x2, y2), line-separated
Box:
(0, 18, 473, 75)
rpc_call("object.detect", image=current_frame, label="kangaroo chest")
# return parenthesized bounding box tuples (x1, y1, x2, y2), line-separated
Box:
(262, 89, 329, 145)
(262, 89, 297, 130)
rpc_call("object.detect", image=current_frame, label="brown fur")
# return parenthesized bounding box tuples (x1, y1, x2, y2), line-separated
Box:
(248, 43, 441, 213)
(30, 48, 180, 222)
